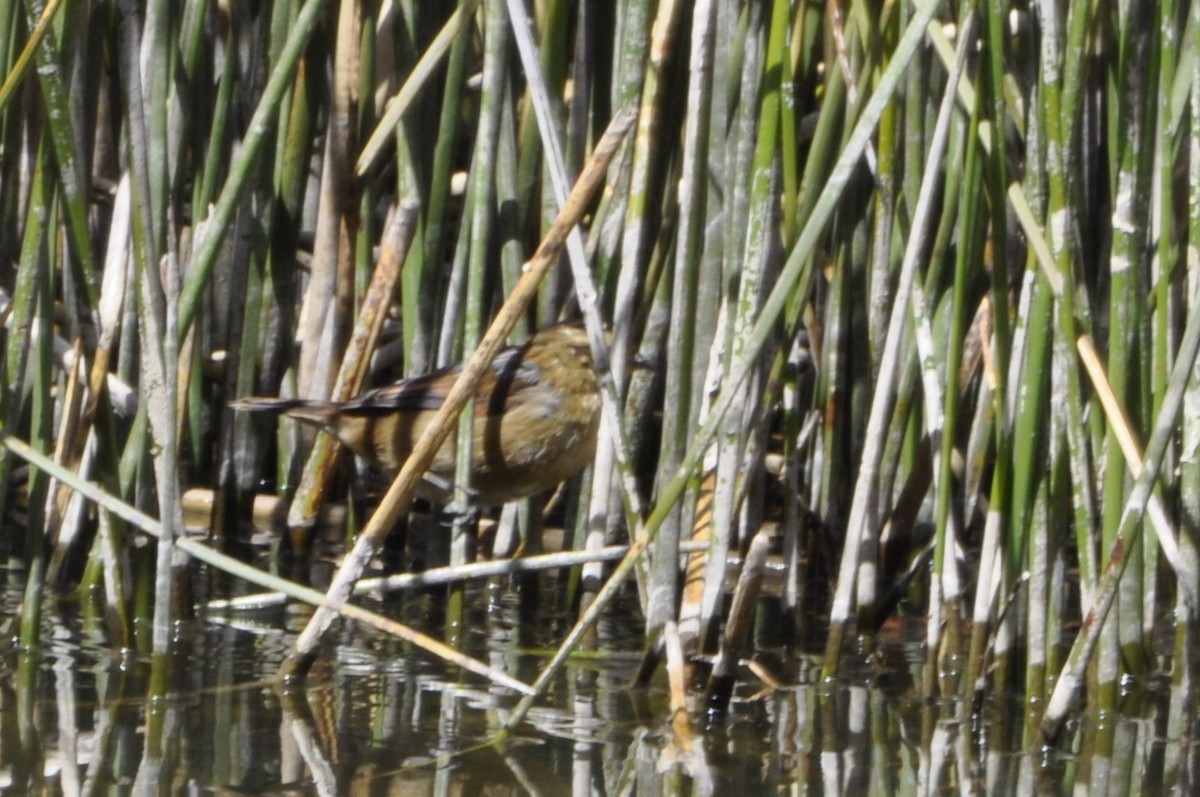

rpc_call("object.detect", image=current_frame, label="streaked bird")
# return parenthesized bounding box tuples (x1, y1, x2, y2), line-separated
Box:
(231, 323, 601, 505)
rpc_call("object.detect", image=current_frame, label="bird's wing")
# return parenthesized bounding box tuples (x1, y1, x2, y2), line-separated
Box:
(338, 348, 536, 416)
(338, 367, 460, 413)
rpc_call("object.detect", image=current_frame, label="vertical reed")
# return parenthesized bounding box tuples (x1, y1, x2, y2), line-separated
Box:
(2, 1, 1199, 788)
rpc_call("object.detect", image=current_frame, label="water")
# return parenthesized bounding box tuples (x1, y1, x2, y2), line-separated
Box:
(1, 534, 1196, 795)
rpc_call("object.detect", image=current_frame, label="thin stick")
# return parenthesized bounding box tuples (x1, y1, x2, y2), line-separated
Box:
(1076, 335, 1195, 607)
(0, 432, 534, 696)
(286, 203, 418, 534)
(1041, 280, 1200, 741)
(356, 0, 483, 175)
(208, 540, 713, 611)
(278, 107, 637, 681)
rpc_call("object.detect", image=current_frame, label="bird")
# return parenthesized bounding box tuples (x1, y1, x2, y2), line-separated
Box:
(230, 323, 602, 506)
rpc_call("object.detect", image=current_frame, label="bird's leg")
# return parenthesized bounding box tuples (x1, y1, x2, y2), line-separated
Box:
(445, 495, 482, 531)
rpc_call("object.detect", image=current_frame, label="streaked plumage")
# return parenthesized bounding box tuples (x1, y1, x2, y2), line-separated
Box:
(231, 324, 601, 505)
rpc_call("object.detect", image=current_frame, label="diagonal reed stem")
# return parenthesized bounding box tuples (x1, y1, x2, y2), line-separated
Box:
(278, 106, 637, 681)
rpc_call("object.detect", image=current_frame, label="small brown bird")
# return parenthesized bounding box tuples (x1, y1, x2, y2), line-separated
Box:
(231, 323, 602, 506)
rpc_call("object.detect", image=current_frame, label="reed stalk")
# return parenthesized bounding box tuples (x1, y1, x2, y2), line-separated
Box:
(4, 3, 1200, 787)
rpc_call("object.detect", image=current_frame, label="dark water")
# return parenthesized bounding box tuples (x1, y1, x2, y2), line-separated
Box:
(1, 536, 1195, 795)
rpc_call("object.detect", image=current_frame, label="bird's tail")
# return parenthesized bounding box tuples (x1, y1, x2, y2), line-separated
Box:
(229, 397, 340, 426)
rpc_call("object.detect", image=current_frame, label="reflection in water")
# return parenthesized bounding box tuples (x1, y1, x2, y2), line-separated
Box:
(1, 555, 1197, 795)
